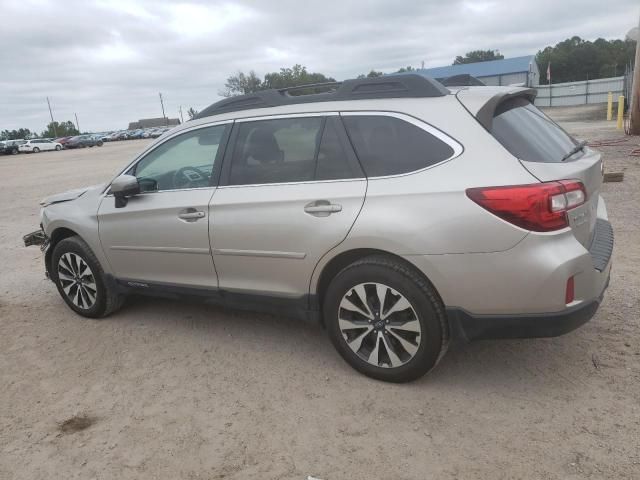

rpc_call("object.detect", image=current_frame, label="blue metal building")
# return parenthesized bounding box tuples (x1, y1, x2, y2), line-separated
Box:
(417, 55, 539, 87)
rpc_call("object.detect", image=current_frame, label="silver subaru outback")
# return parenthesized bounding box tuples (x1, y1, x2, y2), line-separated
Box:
(24, 74, 613, 382)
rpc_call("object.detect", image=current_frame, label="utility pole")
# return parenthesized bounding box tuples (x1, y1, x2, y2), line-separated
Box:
(159, 92, 167, 126)
(46, 97, 57, 138)
(629, 14, 640, 135)
(179, 105, 184, 123)
(74, 113, 81, 133)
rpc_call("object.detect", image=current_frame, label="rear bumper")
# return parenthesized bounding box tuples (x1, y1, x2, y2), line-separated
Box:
(445, 218, 613, 341)
(447, 275, 608, 341)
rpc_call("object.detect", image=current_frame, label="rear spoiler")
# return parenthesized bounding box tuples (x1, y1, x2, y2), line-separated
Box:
(475, 88, 537, 131)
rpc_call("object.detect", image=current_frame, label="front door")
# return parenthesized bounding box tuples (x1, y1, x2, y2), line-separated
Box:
(98, 123, 231, 288)
(210, 115, 366, 298)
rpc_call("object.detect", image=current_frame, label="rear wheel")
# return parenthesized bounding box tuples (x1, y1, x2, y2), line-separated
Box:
(97, 140, 103, 147)
(33, 147, 40, 153)
(11, 148, 18, 155)
(51, 236, 125, 318)
(324, 255, 448, 382)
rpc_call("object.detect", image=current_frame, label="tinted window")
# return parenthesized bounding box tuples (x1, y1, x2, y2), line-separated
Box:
(229, 117, 322, 185)
(315, 117, 360, 181)
(133, 125, 228, 192)
(492, 97, 580, 163)
(342, 115, 454, 177)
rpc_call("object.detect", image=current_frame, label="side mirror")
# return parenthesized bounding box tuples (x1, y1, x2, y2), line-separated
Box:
(110, 174, 140, 208)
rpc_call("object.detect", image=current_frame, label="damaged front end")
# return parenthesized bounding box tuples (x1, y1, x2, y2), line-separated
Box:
(23, 227, 51, 278)
(23, 228, 48, 248)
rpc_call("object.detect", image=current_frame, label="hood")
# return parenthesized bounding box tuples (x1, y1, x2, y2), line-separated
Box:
(40, 183, 105, 207)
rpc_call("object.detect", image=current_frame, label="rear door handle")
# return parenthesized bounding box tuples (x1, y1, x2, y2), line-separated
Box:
(304, 200, 342, 217)
(178, 209, 205, 222)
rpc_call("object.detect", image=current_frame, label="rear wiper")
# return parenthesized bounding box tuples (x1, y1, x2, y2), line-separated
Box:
(561, 140, 588, 162)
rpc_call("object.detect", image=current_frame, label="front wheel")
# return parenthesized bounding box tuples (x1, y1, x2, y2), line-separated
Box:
(97, 140, 103, 147)
(33, 147, 40, 153)
(51, 236, 125, 318)
(55, 145, 62, 151)
(11, 148, 18, 155)
(324, 255, 448, 383)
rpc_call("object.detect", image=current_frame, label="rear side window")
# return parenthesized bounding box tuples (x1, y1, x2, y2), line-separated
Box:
(491, 97, 580, 163)
(228, 116, 360, 186)
(342, 115, 454, 177)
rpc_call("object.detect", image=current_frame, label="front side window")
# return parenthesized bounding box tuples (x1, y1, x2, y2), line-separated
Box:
(133, 124, 229, 192)
(342, 115, 455, 177)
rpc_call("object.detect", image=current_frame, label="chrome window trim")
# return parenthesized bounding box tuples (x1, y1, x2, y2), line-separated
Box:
(219, 110, 463, 188)
(216, 177, 366, 190)
(339, 111, 464, 181)
(234, 111, 339, 123)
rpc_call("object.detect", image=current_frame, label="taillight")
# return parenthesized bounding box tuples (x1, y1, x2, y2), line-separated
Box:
(466, 180, 586, 232)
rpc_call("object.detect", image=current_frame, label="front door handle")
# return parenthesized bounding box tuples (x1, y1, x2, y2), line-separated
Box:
(304, 200, 342, 217)
(178, 209, 205, 222)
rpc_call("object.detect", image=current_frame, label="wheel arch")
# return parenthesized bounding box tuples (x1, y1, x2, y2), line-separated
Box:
(312, 248, 445, 318)
(46, 227, 80, 275)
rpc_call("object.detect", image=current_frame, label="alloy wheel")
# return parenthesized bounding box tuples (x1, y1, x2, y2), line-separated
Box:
(57, 252, 97, 310)
(338, 282, 421, 368)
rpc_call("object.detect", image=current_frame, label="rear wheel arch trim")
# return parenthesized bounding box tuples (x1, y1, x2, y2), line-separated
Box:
(311, 248, 445, 316)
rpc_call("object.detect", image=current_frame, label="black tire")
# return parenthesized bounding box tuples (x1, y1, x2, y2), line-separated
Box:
(55, 145, 62, 151)
(33, 147, 40, 153)
(323, 255, 448, 383)
(51, 236, 125, 318)
(97, 140, 103, 147)
(11, 148, 18, 155)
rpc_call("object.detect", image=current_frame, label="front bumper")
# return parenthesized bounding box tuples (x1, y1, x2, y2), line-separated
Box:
(23, 229, 48, 247)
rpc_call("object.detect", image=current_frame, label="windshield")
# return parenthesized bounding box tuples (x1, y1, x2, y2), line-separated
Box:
(491, 97, 581, 163)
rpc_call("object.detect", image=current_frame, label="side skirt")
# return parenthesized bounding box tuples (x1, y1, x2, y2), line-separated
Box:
(110, 276, 321, 324)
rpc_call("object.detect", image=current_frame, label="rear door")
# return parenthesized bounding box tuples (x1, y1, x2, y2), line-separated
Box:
(210, 114, 366, 298)
(488, 96, 603, 248)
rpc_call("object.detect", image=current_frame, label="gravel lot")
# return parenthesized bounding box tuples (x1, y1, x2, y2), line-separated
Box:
(1, 121, 639, 479)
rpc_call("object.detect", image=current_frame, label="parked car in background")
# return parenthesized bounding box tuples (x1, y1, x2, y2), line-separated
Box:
(54, 136, 73, 146)
(18, 139, 63, 153)
(65, 135, 104, 149)
(128, 129, 146, 139)
(93, 133, 109, 143)
(1, 139, 26, 155)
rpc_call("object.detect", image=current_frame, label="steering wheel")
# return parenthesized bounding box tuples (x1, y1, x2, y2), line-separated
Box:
(173, 166, 207, 189)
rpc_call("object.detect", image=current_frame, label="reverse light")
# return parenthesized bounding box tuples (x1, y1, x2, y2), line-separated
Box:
(466, 180, 586, 232)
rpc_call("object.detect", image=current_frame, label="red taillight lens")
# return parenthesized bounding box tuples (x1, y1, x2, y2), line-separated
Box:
(466, 180, 586, 232)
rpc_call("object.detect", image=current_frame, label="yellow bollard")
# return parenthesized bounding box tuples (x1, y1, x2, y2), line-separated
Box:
(617, 96, 624, 130)
(607, 92, 613, 121)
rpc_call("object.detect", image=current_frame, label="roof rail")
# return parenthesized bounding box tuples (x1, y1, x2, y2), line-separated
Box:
(439, 74, 486, 87)
(194, 74, 450, 119)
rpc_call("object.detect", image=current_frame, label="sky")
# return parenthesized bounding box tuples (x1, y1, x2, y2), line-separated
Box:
(0, 0, 637, 133)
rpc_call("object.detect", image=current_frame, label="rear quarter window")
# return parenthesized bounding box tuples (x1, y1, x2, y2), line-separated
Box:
(341, 115, 455, 177)
(491, 97, 580, 163)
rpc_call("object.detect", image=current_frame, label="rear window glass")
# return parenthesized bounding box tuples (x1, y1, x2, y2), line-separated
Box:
(492, 97, 580, 163)
(342, 115, 454, 177)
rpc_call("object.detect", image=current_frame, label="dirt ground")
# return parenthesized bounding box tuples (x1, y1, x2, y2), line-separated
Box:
(1, 119, 639, 479)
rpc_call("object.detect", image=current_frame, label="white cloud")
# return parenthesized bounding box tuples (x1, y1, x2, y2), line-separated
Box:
(0, 0, 637, 133)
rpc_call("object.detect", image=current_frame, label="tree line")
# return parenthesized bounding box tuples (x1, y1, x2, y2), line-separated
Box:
(1, 121, 79, 141)
(4, 35, 636, 136)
